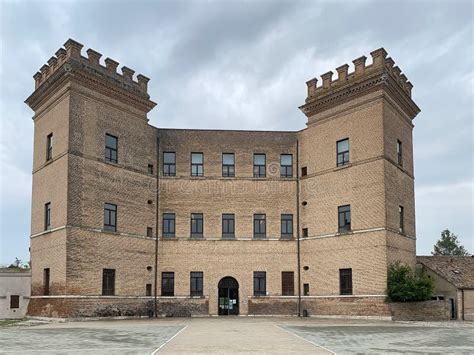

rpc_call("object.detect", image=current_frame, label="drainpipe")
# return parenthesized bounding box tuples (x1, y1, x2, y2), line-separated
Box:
(154, 135, 160, 317)
(461, 289, 464, 321)
(296, 139, 301, 317)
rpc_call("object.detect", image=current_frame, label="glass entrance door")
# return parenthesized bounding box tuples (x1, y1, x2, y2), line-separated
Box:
(218, 277, 239, 315)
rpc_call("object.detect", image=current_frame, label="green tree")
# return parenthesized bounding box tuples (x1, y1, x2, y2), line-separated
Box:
(387, 262, 433, 302)
(432, 229, 470, 256)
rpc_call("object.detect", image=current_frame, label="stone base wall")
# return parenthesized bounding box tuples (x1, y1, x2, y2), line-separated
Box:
(390, 300, 450, 321)
(27, 297, 208, 318)
(248, 296, 391, 317)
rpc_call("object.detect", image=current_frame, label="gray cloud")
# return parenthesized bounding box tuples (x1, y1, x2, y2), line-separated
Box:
(1, 0, 473, 264)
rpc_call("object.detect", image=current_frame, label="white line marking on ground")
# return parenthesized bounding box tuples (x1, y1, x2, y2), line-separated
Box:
(275, 324, 337, 354)
(150, 325, 188, 354)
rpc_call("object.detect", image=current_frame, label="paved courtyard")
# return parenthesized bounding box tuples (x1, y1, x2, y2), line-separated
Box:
(0, 317, 472, 354)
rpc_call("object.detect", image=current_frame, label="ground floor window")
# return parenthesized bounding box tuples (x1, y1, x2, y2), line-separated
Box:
(339, 268, 353, 295)
(162, 272, 175, 296)
(43, 268, 50, 296)
(303, 283, 310, 296)
(102, 269, 115, 296)
(281, 271, 294, 296)
(253, 271, 266, 296)
(190, 272, 203, 297)
(10, 295, 19, 309)
(146, 283, 152, 296)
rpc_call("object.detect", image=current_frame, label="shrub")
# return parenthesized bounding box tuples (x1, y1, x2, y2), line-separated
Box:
(387, 261, 433, 302)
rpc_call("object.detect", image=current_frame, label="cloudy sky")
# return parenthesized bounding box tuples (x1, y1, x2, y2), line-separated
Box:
(0, 0, 472, 265)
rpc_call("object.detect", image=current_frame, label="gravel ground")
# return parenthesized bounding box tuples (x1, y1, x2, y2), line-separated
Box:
(282, 322, 474, 354)
(0, 317, 472, 354)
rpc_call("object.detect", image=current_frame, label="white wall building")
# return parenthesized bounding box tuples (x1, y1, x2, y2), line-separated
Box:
(0, 270, 31, 319)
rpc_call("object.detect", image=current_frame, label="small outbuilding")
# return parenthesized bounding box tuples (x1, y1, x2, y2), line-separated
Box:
(417, 256, 474, 321)
(0, 269, 31, 319)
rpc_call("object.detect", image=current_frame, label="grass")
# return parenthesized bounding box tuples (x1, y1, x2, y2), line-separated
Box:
(0, 319, 25, 327)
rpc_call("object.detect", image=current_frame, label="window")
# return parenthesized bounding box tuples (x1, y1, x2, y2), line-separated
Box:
(302, 228, 308, 238)
(163, 213, 176, 238)
(102, 269, 115, 296)
(222, 214, 235, 239)
(104, 203, 117, 232)
(280, 154, 293, 177)
(281, 214, 293, 239)
(147, 227, 153, 238)
(148, 164, 154, 175)
(399, 205, 404, 233)
(282, 271, 294, 296)
(163, 152, 176, 176)
(303, 283, 310, 296)
(43, 268, 50, 296)
(339, 268, 353, 295)
(253, 271, 266, 296)
(44, 202, 51, 231)
(191, 213, 203, 238)
(10, 295, 20, 309)
(146, 283, 152, 296)
(190, 272, 203, 297)
(337, 138, 349, 167)
(222, 153, 235, 177)
(105, 134, 118, 163)
(397, 140, 403, 166)
(191, 153, 203, 177)
(161, 272, 174, 296)
(253, 154, 266, 178)
(46, 133, 53, 161)
(301, 167, 307, 177)
(338, 205, 351, 233)
(253, 214, 266, 238)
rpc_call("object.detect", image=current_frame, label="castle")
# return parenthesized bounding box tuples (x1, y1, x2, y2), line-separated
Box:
(25, 39, 420, 317)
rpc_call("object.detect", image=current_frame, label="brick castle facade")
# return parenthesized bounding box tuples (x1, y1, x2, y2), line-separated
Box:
(25, 39, 420, 318)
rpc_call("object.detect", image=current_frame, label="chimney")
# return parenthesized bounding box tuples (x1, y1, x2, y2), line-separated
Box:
(86, 48, 102, 66)
(321, 71, 333, 89)
(105, 58, 119, 74)
(353, 56, 367, 75)
(63, 39, 83, 59)
(336, 64, 349, 81)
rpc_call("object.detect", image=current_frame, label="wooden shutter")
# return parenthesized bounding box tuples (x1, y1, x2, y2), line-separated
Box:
(281, 271, 294, 296)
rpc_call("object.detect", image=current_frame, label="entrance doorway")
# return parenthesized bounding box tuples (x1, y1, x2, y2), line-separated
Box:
(218, 277, 239, 315)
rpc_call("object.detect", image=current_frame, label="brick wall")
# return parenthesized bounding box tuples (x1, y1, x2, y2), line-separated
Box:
(390, 300, 450, 321)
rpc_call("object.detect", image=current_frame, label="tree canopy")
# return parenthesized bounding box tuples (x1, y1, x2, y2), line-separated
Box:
(387, 262, 433, 302)
(432, 229, 470, 256)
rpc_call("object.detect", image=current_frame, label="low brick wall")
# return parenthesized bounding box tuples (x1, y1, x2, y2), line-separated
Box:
(248, 296, 391, 318)
(28, 297, 208, 318)
(248, 298, 298, 315)
(302, 297, 390, 317)
(390, 300, 450, 321)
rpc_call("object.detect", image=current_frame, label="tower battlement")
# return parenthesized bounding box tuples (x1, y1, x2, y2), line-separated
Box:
(26, 39, 155, 113)
(305, 48, 412, 99)
(301, 48, 419, 119)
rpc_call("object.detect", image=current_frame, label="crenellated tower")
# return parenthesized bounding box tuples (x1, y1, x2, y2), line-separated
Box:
(25, 39, 157, 316)
(297, 48, 420, 313)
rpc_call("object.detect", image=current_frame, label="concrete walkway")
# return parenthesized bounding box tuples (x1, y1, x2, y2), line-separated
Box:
(157, 317, 331, 354)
